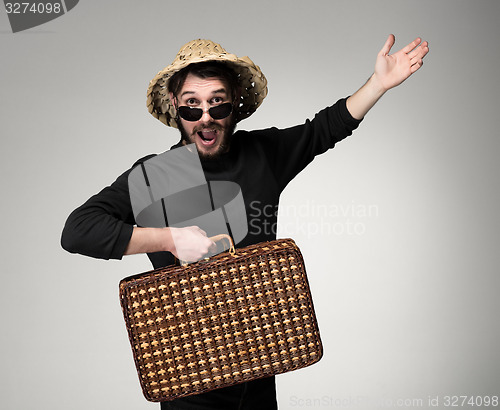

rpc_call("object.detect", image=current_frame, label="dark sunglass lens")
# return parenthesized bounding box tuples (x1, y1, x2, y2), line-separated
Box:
(178, 103, 233, 121)
(178, 106, 203, 121)
(209, 103, 233, 119)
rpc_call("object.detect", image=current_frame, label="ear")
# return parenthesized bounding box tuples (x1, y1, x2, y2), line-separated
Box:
(169, 92, 177, 107)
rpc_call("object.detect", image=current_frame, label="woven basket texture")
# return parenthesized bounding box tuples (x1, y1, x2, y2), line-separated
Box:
(119, 239, 322, 402)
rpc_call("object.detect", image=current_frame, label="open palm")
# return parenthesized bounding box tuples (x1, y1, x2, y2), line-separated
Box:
(374, 34, 429, 91)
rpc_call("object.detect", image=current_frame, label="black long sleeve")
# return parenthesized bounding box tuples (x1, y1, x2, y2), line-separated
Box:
(61, 156, 155, 260)
(249, 97, 361, 192)
(61, 99, 361, 263)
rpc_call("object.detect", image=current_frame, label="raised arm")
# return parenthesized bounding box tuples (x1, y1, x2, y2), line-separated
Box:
(346, 34, 429, 120)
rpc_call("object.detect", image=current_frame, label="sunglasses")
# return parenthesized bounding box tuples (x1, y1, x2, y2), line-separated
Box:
(177, 102, 234, 122)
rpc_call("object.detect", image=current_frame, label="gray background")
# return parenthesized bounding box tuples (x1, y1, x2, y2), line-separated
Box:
(1, 0, 499, 409)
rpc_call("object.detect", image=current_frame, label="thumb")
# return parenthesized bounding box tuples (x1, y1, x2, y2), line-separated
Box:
(379, 34, 395, 56)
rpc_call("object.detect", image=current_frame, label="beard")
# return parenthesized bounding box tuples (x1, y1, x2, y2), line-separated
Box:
(177, 115, 237, 161)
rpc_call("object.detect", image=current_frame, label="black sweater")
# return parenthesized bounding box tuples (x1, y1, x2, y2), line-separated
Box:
(61, 98, 361, 269)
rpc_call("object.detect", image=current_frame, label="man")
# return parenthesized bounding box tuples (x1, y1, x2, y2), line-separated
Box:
(61, 36, 429, 409)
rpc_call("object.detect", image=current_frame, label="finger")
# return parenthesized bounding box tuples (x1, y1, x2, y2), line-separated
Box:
(409, 55, 420, 67)
(420, 42, 429, 58)
(401, 37, 422, 54)
(410, 47, 428, 64)
(410, 59, 423, 74)
(379, 34, 395, 56)
(408, 41, 429, 60)
(407, 46, 421, 60)
(208, 240, 217, 254)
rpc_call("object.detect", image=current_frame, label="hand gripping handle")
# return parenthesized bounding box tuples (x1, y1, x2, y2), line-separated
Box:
(180, 234, 235, 267)
(209, 234, 235, 256)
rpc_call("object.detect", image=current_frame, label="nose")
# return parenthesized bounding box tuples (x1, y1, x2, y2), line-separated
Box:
(200, 110, 213, 122)
(199, 103, 213, 122)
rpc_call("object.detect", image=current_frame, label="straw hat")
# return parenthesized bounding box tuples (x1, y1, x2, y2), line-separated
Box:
(146, 39, 268, 128)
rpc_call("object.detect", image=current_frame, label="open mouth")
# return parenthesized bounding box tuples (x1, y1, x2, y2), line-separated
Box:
(197, 129, 218, 146)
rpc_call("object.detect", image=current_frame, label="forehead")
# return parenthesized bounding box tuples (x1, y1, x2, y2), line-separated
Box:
(178, 73, 229, 99)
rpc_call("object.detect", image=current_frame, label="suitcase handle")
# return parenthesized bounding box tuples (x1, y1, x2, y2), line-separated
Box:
(180, 234, 235, 266)
(209, 234, 235, 256)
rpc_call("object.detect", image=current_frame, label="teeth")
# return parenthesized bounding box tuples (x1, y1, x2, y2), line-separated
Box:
(198, 130, 217, 141)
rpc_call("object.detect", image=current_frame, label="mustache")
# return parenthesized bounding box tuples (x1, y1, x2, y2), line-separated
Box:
(192, 123, 224, 134)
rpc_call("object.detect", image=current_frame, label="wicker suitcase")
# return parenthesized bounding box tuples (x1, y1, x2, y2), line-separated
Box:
(119, 236, 323, 402)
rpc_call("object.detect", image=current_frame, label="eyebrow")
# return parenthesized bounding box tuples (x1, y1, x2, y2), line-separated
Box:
(180, 88, 228, 98)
